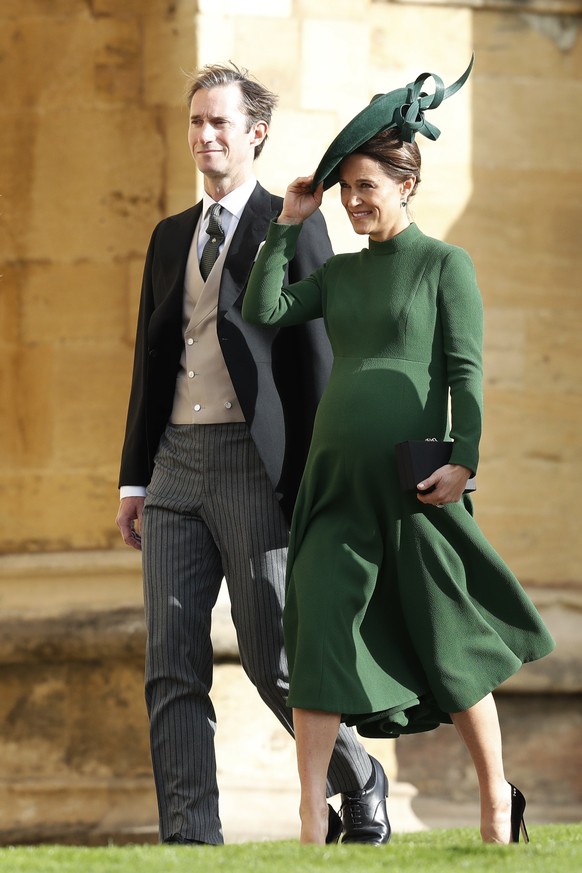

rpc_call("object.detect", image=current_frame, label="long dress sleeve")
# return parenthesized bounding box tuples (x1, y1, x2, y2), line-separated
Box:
(243, 221, 327, 327)
(438, 247, 484, 475)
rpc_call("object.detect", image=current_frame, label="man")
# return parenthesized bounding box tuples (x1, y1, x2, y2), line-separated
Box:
(116, 63, 390, 846)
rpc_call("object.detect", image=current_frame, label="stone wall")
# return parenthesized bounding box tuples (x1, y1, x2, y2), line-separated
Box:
(0, 0, 581, 842)
(2, 0, 580, 577)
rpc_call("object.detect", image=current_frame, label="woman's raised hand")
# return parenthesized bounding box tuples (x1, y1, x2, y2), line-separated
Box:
(277, 175, 324, 226)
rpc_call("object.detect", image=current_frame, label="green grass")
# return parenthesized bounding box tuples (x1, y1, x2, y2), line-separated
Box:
(1, 825, 580, 873)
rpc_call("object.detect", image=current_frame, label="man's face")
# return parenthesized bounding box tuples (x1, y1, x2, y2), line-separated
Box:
(188, 83, 264, 187)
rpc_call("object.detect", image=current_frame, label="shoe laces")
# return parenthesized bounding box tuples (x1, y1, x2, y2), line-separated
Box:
(340, 794, 365, 826)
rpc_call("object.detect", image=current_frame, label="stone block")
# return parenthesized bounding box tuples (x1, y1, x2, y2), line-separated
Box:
(450, 168, 581, 312)
(464, 378, 581, 584)
(233, 17, 301, 108)
(0, 17, 141, 110)
(473, 504, 577, 584)
(0, 469, 123, 553)
(20, 261, 128, 344)
(480, 389, 581, 469)
(195, 15, 236, 69)
(0, 0, 87, 16)
(483, 307, 526, 391)
(143, 7, 197, 107)
(473, 9, 582, 79)
(0, 606, 155, 844)
(295, 0, 368, 17)
(369, 5, 473, 77)
(300, 19, 371, 117)
(0, 114, 37, 261)
(52, 344, 133, 468)
(0, 551, 143, 618)
(0, 346, 54, 468)
(473, 77, 580, 171)
(27, 108, 164, 262)
(0, 265, 20, 344)
(91, 0, 165, 15)
(198, 0, 292, 15)
(525, 309, 582, 396)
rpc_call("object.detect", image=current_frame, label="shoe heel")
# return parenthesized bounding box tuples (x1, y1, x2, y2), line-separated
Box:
(326, 804, 342, 844)
(509, 782, 529, 844)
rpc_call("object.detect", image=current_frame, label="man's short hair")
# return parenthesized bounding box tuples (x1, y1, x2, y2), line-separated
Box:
(185, 62, 278, 158)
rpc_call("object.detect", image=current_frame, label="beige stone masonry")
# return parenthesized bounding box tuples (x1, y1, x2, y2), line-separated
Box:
(228, 17, 302, 107)
(397, 1, 582, 12)
(21, 262, 128, 344)
(295, 0, 371, 17)
(197, 0, 292, 16)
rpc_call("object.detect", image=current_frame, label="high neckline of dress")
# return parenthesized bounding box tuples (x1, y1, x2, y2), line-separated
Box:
(367, 222, 421, 255)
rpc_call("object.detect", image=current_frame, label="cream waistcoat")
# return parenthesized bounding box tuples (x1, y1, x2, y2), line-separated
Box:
(170, 224, 245, 424)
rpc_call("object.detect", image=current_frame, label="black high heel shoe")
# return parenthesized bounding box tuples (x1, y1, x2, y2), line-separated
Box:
(326, 804, 343, 844)
(509, 783, 529, 843)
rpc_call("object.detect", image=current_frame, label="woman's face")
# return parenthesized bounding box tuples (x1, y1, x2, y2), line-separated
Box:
(338, 154, 413, 241)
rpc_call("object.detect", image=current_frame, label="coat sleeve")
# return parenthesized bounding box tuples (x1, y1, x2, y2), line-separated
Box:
(117, 224, 159, 488)
(438, 247, 484, 476)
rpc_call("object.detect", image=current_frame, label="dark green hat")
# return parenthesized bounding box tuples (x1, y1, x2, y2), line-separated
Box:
(312, 54, 475, 191)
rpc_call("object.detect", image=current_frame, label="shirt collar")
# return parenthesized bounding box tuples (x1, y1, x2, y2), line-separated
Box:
(202, 176, 258, 221)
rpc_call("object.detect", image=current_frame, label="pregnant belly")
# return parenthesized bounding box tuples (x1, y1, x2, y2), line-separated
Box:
(313, 356, 444, 452)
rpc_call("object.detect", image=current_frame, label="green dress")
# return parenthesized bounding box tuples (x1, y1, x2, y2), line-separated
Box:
(243, 221, 555, 738)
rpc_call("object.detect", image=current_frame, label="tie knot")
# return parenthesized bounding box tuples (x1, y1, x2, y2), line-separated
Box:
(207, 203, 224, 236)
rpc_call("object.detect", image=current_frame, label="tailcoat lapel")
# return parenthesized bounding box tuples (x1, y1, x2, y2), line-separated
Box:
(218, 184, 276, 320)
(151, 203, 202, 327)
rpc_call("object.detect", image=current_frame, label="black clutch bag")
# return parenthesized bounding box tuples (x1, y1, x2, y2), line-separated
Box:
(395, 439, 476, 493)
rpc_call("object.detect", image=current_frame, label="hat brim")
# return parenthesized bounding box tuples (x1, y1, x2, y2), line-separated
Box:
(312, 55, 474, 191)
(312, 87, 409, 191)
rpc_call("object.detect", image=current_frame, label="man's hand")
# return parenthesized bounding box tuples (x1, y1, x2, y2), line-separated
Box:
(116, 496, 145, 550)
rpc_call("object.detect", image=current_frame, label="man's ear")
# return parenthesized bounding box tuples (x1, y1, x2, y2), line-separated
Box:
(251, 120, 268, 148)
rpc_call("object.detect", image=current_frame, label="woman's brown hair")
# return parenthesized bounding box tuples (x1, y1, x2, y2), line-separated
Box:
(351, 128, 421, 198)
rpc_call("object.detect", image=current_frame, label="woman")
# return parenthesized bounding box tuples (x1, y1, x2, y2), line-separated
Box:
(242, 63, 555, 846)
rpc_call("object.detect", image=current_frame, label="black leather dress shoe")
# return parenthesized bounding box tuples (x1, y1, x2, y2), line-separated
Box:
(340, 756, 391, 845)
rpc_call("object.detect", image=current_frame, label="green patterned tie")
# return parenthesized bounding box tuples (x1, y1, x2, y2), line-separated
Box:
(200, 203, 224, 280)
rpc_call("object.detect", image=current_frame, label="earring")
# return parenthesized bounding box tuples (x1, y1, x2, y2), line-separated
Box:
(400, 200, 407, 208)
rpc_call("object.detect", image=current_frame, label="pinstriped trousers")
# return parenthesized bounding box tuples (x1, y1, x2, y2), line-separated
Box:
(142, 422, 372, 844)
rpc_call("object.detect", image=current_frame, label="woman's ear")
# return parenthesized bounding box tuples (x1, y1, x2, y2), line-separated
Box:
(402, 176, 416, 198)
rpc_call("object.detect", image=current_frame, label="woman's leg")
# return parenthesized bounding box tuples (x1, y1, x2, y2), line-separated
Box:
(293, 708, 341, 844)
(450, 693, 512, 843)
